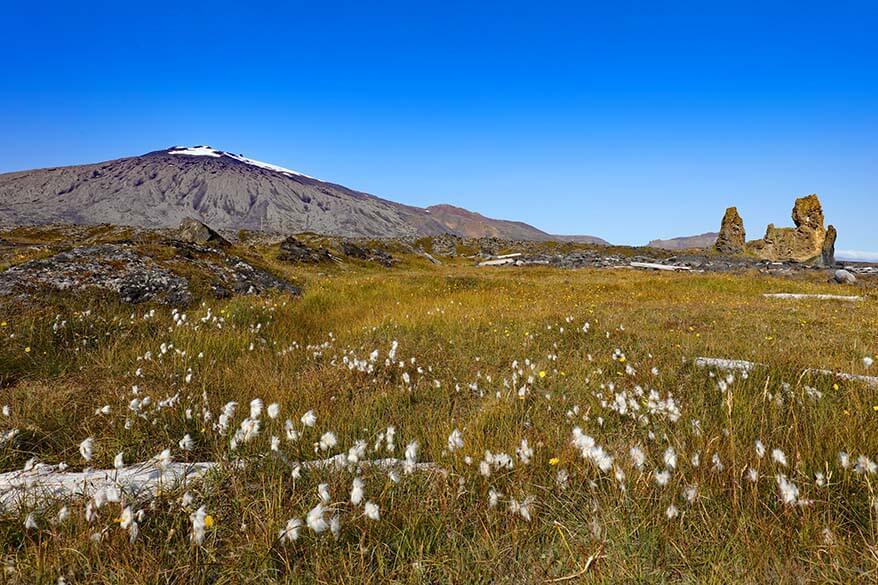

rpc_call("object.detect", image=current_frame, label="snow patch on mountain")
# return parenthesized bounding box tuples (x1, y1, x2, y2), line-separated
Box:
(168, 146, 315, 179)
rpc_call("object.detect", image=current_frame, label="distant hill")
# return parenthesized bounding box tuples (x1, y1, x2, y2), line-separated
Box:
(0, 146, 606, 243)
(647, 232, 718, 250)
(426, 204, 608, 244)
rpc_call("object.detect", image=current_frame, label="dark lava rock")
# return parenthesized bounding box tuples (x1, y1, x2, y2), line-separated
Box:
(341, 241, 395, 267)
(278, 236, 332, 264)
(0, 243, 300, 304)
(177, 218, 230, 248)
(0, 244, 191, 304)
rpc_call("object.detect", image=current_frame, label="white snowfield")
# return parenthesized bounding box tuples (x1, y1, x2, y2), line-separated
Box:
(0, 455, 442, 511)
(167, 146, 316, 180)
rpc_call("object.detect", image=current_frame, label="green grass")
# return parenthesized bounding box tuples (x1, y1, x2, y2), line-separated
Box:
(0, 245, 877, 583)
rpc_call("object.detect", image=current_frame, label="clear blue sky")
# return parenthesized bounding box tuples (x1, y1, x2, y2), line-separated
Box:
(2, 1, 876, 254)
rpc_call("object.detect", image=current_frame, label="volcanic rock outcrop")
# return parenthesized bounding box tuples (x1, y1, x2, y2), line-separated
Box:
(715, 195, 836, 266)
(749, 194, 833, 265)
(715, 207, 746, 254)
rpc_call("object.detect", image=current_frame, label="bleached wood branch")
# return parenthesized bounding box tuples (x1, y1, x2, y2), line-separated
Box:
(0, 455, 443, 511)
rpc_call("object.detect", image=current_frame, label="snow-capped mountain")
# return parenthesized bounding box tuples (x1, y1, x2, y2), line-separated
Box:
(0, 146, 605, 242)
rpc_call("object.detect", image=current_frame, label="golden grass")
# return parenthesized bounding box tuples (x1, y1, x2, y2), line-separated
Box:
(0, 253, 877, 583)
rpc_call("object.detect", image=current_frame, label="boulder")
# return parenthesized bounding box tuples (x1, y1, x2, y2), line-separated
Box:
(832, 269, 857, 285)
(715, 207, 746, 254)
(177, 218, 230, 248)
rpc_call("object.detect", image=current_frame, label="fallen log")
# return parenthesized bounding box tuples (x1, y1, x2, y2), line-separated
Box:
(763, 293, 863, 301)
(630, 262, 691, 272)
(694, 357, 878, 387)
(0, 454, 443, 511)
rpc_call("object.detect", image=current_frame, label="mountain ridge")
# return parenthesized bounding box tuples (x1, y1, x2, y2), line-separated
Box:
(0, 146, 606, 243)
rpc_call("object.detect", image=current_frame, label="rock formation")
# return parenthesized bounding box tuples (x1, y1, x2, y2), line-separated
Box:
(177, 217, 230, 248)
(822, 225, 837, 267)
(715, 207, 746, 254)
(748, 195, 830, 264)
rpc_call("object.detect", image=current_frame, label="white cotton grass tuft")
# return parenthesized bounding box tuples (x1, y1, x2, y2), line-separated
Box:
(318, 432, 337, 451)
(267, 403, 280, 419)
(301, 410, 317, 427)
(629, 446, 646, 470)
(318, 483, 331, 505)
(771, 448, 788, 467)
(663, 446, 677, 469)
(279, 518, 302, 543)
(250, 399, 264, 419)
(404, 440, 419, 474)
(776, 474, 799, 505)
(306, 504, 328, 533)
(351, 477, 364, 506)
(113, 452, 124, 469)
(79, 437, 94, 463)
(179, 434, 194, 451)
(364, 501, 380, 521)
(447, 428, 464, 452)
(665, 504, 679, 520)
(190, 506, 212, 545)
(755, 440, 766, 458)
(655, 469, 671, 486)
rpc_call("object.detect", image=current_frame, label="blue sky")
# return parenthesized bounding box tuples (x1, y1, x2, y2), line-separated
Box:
(2, 1, 876, 254)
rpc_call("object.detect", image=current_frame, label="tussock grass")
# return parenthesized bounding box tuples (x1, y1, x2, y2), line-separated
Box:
(0, 258, 876, 583)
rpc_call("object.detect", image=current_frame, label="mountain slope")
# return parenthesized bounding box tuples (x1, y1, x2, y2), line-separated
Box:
(0, 146, 605, 242)
(0, 147, 446, 237)
(426, 204, 609, 245)
(647, 232, 718, 250)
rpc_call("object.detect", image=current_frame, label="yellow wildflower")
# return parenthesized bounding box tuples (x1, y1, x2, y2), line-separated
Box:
(549, 457, 560, 466)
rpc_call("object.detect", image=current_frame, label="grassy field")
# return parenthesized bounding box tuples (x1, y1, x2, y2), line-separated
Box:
(1, 244, 877, 583)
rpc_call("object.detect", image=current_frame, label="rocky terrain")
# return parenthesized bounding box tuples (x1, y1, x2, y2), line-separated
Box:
(0, 224, 299, 305)
(0, 146, 605, 243)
